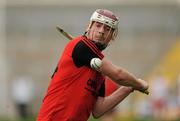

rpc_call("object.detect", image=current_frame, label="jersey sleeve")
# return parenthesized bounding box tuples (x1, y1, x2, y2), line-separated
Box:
(72, 41, 102, 68)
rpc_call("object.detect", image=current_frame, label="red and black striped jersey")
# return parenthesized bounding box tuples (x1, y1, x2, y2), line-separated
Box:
(37, 36, 105, 121)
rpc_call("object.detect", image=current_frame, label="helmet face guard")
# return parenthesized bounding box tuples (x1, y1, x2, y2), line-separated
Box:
(87, 9, 119, 40)
(90, 9, 119, 29)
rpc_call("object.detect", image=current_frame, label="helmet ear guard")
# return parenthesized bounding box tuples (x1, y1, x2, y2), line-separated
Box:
(111, 27, 118, 40)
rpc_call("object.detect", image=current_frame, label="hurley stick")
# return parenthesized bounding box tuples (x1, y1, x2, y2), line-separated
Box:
(56, 26, 74, 40)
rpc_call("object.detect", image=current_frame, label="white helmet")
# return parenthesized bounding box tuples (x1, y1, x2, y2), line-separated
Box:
(88, 9, 119, 40)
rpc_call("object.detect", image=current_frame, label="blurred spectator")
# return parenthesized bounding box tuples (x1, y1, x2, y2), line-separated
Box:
(135, 98, 152, 120)
(177, 73, 180, 117)
(11, 76, 35, 119)
(150, 76, 169, 120)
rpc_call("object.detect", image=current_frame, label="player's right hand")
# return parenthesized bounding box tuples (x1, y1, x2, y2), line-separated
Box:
(136, 79, 149, 95)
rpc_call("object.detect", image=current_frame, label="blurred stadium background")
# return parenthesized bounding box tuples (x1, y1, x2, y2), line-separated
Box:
(0, 0, 180, 121)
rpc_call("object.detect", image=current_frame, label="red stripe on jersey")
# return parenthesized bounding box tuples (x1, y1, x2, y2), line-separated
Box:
(82, 39, 104, 59)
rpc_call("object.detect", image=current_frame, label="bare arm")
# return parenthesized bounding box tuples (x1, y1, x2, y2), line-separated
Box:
(91, 58, 149, 118)
(99, 58, 148, 93)
(92, 86, 133, 118)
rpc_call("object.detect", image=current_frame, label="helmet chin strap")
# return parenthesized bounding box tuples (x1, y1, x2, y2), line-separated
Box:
(92, 40, 108, 51)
